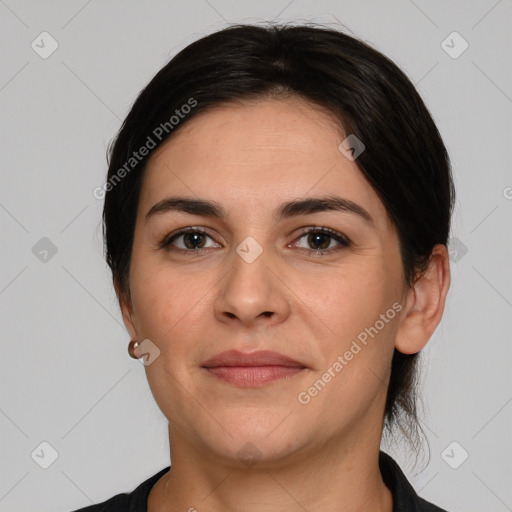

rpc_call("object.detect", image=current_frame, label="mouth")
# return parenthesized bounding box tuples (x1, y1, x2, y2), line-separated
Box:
(203, 365, 307, 387)
(201, 350, 308, 388)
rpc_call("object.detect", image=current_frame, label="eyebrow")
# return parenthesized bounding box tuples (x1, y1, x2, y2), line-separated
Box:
(145, 195, 374, 225)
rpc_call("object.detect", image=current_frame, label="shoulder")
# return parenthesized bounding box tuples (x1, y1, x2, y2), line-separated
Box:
(69, 466, 171, 512)
(379, 451, 450, 512)
(417, 495, 450, 511)
(70, 493, 129, 512)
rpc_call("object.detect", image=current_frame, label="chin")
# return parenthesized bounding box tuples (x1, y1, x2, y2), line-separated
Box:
(197, 420, 307, 470)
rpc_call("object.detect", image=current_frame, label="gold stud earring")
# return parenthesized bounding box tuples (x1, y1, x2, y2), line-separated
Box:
(128, 340, 141, 359)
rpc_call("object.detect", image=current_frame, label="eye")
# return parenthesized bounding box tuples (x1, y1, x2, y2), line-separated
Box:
(292, 227, 350, 255)
(159, 228, 220, 252)
(159, 226, 350, 256)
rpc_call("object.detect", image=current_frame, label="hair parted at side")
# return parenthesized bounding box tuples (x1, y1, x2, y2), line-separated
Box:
(102, 22, 455, 455)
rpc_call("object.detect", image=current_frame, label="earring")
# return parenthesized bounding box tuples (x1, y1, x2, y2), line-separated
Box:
(128, 340, 141, 359)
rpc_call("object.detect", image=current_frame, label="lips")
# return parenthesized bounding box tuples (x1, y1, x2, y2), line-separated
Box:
(201, 350, 308, 387)
(201, 349, 306, 368)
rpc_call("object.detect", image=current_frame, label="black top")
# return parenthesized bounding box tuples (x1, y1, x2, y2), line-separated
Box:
(70, 451, 448, 512)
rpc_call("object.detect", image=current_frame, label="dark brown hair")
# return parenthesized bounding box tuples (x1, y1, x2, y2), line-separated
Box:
(102, 23, 455, 451)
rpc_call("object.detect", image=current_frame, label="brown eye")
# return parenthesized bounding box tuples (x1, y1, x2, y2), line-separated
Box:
(182, 232, 207, 249)
(293, 227, 350, 254)
(307, 232, 331, 250)
(160, 228, 220, 251)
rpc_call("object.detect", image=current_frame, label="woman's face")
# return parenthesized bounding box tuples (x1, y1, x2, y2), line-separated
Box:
(121, 97, 410, 465)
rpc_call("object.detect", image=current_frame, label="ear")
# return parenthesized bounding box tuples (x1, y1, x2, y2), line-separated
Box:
(395, 244, 451, 354)
(114, 278, 139, 341)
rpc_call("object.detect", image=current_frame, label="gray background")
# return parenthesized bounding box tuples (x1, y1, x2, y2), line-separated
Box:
(1, 1, 511, 511)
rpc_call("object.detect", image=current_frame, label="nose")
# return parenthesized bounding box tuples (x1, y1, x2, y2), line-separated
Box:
(213, 244, 291, 329)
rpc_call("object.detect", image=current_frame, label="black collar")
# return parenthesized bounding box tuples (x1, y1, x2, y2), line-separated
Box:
(379, 451, 448, 511)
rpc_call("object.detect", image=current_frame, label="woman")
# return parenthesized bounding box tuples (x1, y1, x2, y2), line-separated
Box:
(75, 23, 453, 512)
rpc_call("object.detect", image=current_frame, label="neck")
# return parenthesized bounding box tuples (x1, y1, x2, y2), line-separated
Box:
(148, 425, 393, 512)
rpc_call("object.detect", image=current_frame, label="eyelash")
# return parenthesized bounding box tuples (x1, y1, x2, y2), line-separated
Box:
(158, 226, 351, 257)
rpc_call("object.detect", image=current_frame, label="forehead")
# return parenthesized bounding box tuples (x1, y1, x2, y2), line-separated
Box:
(139, 97, 389, 226)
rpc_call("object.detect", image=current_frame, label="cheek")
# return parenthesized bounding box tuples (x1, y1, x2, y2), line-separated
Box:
(129, 255, 221, 356)
(294, 265, 400, 423)
(301, 260, 399, 343)
(129, 258, 180, 335)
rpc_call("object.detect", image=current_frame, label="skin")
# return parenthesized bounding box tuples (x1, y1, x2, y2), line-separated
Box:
(118, 96, 450, 512)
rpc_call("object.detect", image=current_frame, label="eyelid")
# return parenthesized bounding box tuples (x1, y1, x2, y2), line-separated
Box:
(158, 227, 217, 250)
(290, 226, 351, 253)
(293, 226, 350, 244)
